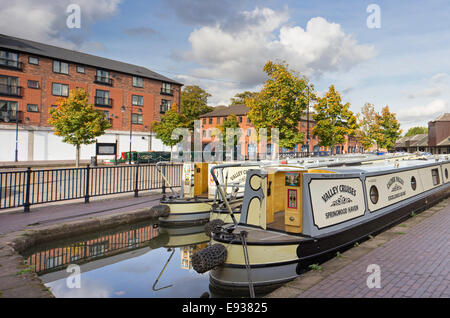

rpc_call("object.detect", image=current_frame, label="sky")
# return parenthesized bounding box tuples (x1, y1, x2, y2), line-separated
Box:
(1, 0, 449, 131)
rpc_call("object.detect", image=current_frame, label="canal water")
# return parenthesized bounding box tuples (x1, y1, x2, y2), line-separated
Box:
(22, 221, 224, 298)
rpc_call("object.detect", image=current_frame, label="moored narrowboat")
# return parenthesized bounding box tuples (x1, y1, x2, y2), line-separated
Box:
(193, 156, 450, 293)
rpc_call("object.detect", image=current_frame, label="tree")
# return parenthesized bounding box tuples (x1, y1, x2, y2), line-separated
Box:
(404, 126, 428, 137)
(373, 105, 402, 151)
(230, 91, 259, 105)
(217, 114, 242, 149)
(356, 103, 378, 151)
(151, 103, 187, 147)
(312, 85, 358, 154)
(48, 89, 111, 167)
(180, 85, 213, 128)
(247, 60, 313, 149)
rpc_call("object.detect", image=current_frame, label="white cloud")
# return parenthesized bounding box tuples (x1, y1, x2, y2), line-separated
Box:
(183, 7, 375, 89)
(0, 0, 121, 50)
(397, 99, 449, 127)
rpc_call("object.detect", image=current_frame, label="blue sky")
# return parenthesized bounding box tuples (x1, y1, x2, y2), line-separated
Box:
(1, 0, 449, 131)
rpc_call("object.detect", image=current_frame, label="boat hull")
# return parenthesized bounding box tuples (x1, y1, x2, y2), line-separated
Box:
(158, 198, 213, 227)
(210, 184, 450, 289)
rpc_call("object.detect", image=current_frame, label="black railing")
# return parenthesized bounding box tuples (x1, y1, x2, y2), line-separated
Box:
(94, 75, 113, 86)
(0, 110, 22, 123)
(160, 87, 173, 95)
(95, 96, 113, 107)
(0, 84, 23, 97)
(0, 163, 182, 212)
(0, 58, 23, 71)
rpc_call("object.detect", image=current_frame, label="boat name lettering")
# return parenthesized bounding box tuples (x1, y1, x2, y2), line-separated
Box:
(325, 205, 359, 219)
(387, 176, 404, 190)
(322, 185, 357, 203)
(388, 191, 406, 201)
(229, 170, 247, 181)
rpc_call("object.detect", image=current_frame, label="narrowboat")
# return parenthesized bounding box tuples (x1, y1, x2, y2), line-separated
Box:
(193, 156, 450, 293)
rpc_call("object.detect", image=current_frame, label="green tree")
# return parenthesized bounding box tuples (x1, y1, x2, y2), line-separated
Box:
(48, 89, 111, 167)
(152, 85, 213, 147)
(374, 105, 402, 151)
(151, 103, 187, 147)
(247, 60, 313, 149)
(230, 91, 259, 105)
(180, 85, 213, 128)
(312, 85, 358, 154)
(356, 103, 378, 151)
(404, 126, 428, 137)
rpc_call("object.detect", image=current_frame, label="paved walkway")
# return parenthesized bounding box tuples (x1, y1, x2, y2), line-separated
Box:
(0, 192, 162, 235)
(297, 199, 449, 298)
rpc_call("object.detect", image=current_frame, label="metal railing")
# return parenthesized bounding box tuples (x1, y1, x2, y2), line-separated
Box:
(0, 163, 182, 212)
(94, 96, 113, 107)
(0, 110, 22, 123)
(94, 75, 113, 86)
(0, 58, 23, 71)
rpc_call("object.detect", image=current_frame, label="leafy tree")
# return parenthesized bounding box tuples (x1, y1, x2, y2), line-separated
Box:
(152, 85, 213, 147)
(180, 85, 213, 128)
(230, 91, 259, 105)
(404, 126, 428, 137)
(374, 105, 402, 151)
(247, 60, 313, 149)
(48, 89, 111, 167)
(356, 103, 378, 150)
(312, 85, 358, 154)
(151, 103, 187, 147)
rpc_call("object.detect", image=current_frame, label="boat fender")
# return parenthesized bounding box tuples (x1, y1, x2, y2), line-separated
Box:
(204, 219, 225, 237)
(192, 244, 227, 274)
(149, 204, 170, 218)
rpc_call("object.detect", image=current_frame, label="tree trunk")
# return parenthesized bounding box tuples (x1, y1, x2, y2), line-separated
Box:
(76, 144, 80, 167)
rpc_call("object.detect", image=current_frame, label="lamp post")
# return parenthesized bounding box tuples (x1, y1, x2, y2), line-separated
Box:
(121, 105, 143, 164)
(306, 87, 310, 157)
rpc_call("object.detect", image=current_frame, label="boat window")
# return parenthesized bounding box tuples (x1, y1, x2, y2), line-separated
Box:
(431, 169, 440, 186)
(411, 176, 417, 191)
(445, 168, 448, 180)
(369, 186, 379, 204)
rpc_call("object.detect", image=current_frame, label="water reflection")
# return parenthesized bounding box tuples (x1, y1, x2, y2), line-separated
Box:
(23, 221, 213, 298)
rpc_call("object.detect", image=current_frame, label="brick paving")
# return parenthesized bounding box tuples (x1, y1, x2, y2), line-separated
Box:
(296, 200, 450, 298)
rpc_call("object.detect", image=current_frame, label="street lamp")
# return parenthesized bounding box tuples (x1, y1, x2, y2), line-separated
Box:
(306, 87, 310, 156)
(121, 105, 142, 164)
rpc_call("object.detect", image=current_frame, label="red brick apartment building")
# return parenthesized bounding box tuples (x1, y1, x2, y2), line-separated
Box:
(199, 104, 363, 157)
(0, 34, 182, 161)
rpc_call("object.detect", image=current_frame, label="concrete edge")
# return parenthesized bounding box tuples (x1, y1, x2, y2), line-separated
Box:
(265, 197, 450, 298)
(0, 207, 158, 298)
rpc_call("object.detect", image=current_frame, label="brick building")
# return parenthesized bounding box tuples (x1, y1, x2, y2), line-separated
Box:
(428, 113, 450, 154)
(0, 34, 182, 162)
(199, 104, 363, 157)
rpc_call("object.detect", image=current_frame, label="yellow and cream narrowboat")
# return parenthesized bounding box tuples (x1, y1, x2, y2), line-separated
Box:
(192, 156, 450, 293)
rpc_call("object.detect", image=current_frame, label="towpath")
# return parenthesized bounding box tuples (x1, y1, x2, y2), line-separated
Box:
(267, 197, 450, 298)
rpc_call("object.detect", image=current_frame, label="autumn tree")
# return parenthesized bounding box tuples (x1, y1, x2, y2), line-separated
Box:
(151, 103, 187, 147)
(247, 61, 313, 150)
(312, 85, 358, 154)
(356, 103, 378, 151)
(48, 89, 111, 167)
(230, 91, 259, 105)
(374, 105, 402, 151)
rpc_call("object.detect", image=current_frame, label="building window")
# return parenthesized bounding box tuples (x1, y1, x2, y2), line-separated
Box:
(95, 90, 111, 106)
(160, 99, 171, 113)
(209, 117, 212, 124)
(217, 117, 221, 124)
(0, 50, 21, 69)
(28, 56, 39, 65)
(132, 76, 143, 88)
(238, 116, 243, 123)
(77, 65, 85, 73)
(0, 76, 22, 97)
(202, 118, 206, 125)
(95, 70, 112, 85)
(0, 100, 18, 122)
(27, 104, 39, 112)
(52, 83, 69, 96)
(131, 113, 143, 124)
(161, 82, 173, 95)
(53, 60, 69, 74)
(132, 95, 143, 106)
(27, 80, 39, 89)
